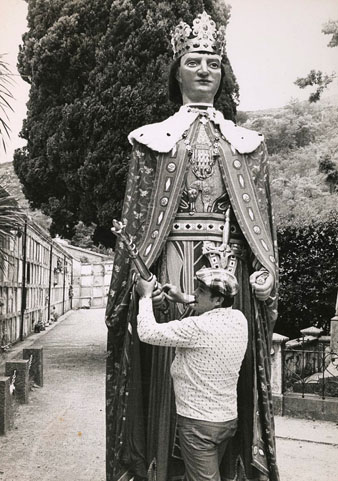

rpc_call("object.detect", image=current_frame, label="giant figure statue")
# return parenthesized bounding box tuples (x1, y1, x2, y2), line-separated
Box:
(106, 11, 279, 481)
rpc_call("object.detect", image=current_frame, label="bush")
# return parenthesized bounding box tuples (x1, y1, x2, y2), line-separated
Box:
(276, 211, 338, 338)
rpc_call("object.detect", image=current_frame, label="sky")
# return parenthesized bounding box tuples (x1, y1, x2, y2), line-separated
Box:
(0, 0, 29, 164)
(0, 0, 338, 163)
(226, 0, 338, 111)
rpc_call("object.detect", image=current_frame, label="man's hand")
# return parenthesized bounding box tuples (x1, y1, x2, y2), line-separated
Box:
(136, 275, 157, 298)
(162, 284, 186, 303)
(151, 283, 166, 307)
(162, 284, 195, 304)
(249, 270, 274, 301)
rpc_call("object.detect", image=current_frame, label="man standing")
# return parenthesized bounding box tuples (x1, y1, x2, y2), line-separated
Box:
(106, 11, 279, 481)
(136, 268, 248, 481)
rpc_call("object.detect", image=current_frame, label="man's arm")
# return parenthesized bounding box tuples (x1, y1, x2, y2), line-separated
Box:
(147, 280, 195, 308)
(136, 277, 198, 347)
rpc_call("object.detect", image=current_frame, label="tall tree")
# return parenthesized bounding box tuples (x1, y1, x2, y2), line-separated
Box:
(14, 0, 113, 240)
(14, 0, 238, 244)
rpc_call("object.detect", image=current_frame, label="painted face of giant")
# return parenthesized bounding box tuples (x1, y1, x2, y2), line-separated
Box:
(176, 52, 222, 105)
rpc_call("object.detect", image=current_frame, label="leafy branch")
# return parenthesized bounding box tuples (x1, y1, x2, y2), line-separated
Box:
(322, 19, 338, 48)
(294, 70, 336, 103)
(294, 19, 338, 102)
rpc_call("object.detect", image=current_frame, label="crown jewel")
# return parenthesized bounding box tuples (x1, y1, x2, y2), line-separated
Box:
(170, 11, 226, 60)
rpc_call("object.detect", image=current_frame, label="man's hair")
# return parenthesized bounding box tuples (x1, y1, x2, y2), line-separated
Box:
(168, 56, 225, 105)
(197, 280, 235, 308)
(209, 286, 234, 308)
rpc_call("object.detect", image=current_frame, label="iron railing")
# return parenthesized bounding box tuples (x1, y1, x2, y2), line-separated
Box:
(283, 340, 338, 399)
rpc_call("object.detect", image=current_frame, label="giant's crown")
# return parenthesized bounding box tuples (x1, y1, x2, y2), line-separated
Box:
(170, 11, 226, 60)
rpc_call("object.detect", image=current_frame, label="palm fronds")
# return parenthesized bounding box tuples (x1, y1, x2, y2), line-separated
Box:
(0, 187, 24, 273)
(0, 55, 14, 152)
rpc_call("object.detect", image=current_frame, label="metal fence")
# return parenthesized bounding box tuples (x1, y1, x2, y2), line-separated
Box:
(283, 339, 338, 399)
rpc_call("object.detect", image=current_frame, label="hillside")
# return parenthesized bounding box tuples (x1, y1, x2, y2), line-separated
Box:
(0, 163, 112, 255)
(0, 161, 52, 231)
(0, 161, 28, 207)
(241, 100, 338, 226)
(240, 100, 338, 337)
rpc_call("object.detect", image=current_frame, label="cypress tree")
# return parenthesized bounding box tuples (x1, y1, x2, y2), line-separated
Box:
(14, 0, 238, 244)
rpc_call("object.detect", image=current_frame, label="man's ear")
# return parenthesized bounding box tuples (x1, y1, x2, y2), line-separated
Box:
(213, 295, 223, 308)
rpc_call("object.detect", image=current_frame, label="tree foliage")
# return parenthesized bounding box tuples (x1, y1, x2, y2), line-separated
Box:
(322, 19, 338, 48)
(294, 19, 338, 103)
(14, 0, 113, 241)
(70, 221, 96, 250)
(318, 153, 338, 193)
(14, 0, 238, 245)
(294, 70, 335, 103)
(243, 100, 319, 155)
(265, 102, 338, 224)
(276, 212, 338, 339)
(244, 101, 338, 337)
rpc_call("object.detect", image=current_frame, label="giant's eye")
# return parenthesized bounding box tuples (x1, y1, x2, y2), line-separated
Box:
(209, 62, 220, 69)
(186, 61, 197, 67)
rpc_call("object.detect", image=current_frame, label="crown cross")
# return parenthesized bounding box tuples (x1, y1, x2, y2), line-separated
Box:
(171, 11, 226, 60)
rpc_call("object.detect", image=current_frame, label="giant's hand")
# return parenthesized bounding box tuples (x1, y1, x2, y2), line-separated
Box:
(249, 270, 274, 301)
(136, 275, 157, 299)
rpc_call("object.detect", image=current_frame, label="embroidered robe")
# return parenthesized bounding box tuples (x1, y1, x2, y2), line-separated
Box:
(105, 106, 279, 481)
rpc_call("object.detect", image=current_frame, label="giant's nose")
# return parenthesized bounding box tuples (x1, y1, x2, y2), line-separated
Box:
(198, 59, 209, 76)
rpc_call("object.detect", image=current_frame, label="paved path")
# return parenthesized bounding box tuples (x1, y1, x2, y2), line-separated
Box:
(275, 416, 338, 481)
(1, 309, 338, 481)
(0, 309, 106, 481)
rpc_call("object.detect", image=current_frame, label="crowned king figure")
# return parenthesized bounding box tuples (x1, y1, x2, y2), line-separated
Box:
(106, 10, 279, 481)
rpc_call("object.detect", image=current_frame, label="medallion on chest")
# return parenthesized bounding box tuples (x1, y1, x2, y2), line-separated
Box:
(181, 115, 227, 214)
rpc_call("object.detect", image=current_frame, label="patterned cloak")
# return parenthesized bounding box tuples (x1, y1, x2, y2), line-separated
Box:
(105, 107, 279, 481)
